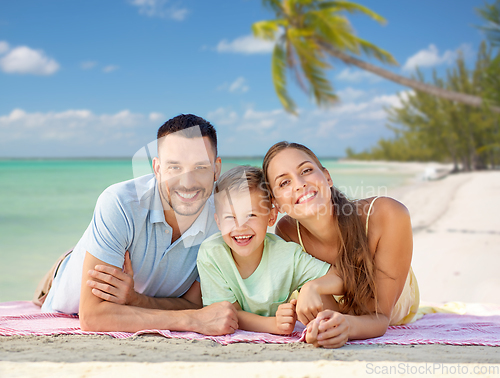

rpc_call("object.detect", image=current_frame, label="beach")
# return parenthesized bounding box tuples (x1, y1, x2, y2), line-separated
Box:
(1, 165, 500, 377)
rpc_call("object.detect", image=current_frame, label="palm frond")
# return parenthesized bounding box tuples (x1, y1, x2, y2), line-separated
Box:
(288, 29, 337, 107)
(252, 20, 285, 40)
(356, 37, 398, 65)
(317, 1, 387, 25)
(272, 42, 298, 114)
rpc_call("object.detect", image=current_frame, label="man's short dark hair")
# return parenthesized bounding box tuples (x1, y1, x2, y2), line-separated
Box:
(157, 114, 218, 156)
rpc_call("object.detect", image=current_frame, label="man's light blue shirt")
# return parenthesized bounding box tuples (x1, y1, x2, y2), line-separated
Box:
(42, 174, 219, 314)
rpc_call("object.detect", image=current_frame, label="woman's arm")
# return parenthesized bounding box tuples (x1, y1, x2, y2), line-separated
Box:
(310, 197, 413, 347)
(296, 266, 344, 324)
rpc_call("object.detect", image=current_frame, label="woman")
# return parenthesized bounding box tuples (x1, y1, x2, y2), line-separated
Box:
(263, 142, 419, 348)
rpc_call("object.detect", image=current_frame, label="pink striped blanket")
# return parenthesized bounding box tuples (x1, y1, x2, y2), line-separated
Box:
(1, 301, 500, 346)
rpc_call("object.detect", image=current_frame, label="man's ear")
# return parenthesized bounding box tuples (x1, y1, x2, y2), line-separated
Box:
(268, 206, 278, 227)
(214, 157, 222, 181)
(214, 213, 221, 230)
(152, 157, 161, 179)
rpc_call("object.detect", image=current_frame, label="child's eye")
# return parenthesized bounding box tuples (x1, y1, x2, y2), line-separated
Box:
(224, 215, 234, 220)
(247, 213, 257, 218)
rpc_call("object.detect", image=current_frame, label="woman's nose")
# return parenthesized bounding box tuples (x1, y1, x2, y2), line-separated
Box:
(295, 176, 306, 190)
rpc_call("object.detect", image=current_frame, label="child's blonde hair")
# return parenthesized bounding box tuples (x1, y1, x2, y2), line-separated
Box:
(214, 165, 271, 211)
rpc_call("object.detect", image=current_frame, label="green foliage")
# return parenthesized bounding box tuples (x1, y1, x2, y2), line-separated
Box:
(254, 0, 395, 113)
(347, 42, 500, 171)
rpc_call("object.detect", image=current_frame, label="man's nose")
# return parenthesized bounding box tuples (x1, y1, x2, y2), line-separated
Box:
(178, 170, 197, 188)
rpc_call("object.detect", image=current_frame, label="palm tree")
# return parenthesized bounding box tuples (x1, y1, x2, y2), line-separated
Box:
(252, 0, 500, 114)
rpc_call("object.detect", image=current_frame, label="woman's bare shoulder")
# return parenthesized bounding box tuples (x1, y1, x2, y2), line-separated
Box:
(275, 215, 299, 243)
(357, 196, 409, 219)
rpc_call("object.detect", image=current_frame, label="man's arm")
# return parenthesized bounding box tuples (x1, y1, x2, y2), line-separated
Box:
(79, 252, 238, 334)
(86, 252, 202, 310)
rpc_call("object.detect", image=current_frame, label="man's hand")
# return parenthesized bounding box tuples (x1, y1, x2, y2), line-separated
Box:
(275, 299, 297, 335)
(189, 301, 239, 335)
(86, 251, 139, 306)
(296, 281, 323, 325)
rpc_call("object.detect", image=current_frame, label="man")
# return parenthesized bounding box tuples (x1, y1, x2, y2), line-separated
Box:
(40, 114, 238, 335)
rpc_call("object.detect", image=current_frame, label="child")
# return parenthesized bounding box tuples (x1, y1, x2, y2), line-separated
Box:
(197, 165, 343, 335)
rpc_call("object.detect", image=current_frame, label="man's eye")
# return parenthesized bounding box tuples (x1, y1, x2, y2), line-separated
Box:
(195, 166, 208, 170)
(168, 166, 180, 170)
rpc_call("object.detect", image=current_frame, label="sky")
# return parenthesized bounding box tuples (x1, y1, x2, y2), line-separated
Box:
(0, 0, 491, 158)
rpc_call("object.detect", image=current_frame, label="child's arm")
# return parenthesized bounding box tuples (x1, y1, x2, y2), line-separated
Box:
(233, 301, 297, 335)
(296, 266, 344, 325)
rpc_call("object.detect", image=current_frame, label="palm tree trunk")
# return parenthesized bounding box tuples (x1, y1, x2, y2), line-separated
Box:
(321, 44, 500, 114)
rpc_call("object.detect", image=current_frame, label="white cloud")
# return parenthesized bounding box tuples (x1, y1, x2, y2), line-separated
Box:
(402, 44, 473, 72)
(0, 41, 9, 55)
(216, 34, 275, 55)
(337, 87, 365, 101)
(0, 45, 60, 75)
(336, 68, 382, 83)
(0, 108, 166, 157)
(149, 112, 165, 122)
(81, 61, 97, 70)
(229, 77, 249, 93)
(129, 0, 189, 21)
(218, 77, 250, 93)
(204, 90, 413, 156)
(103, 65, 119, 73)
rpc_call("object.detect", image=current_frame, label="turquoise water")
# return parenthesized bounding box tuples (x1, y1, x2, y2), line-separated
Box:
(0, 158, 414, 301)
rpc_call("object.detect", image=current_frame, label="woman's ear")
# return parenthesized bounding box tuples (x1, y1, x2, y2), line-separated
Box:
(323, 167, 334, 187)
(272, 200, 283, 214)
(268, 206, 278, 227)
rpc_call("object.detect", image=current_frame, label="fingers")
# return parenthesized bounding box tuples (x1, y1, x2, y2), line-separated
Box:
(90, 265, 127, 283)
(316, 311, 342, 332)
(289, 299, 297, 306)
(305, 320, 319, 347)
(316, 324, 349, 349)
(123, 251, 134, 276)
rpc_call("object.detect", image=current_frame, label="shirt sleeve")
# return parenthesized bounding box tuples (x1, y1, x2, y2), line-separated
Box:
(197, 242, 237, 306)
(291, 244, 331, 290)
(81, 189, 132, 268)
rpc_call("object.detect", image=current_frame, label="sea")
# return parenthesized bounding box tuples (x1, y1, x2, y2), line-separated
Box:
(0, 158, 417, 302)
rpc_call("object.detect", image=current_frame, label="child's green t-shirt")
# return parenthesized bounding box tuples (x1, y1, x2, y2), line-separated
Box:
(197, 232, 331, 317)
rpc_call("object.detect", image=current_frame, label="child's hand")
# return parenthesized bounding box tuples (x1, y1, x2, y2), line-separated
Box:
(296, 281, 323, 325)
(275, 299, 297, 334)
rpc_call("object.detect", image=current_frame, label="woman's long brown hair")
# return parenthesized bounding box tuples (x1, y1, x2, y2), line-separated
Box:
(263, 141, 377, 316)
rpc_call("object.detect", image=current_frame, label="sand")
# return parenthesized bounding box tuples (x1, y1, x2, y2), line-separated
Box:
(1, 167, 500, 377)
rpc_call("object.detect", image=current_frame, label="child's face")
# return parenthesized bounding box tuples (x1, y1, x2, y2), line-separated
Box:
(215, 189, 277, 258)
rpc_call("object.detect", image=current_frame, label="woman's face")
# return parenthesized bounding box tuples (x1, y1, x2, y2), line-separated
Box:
(266, 148, 333, 219)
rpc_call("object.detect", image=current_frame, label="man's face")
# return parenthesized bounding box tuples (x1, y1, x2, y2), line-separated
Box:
(153, 135, 221, 217)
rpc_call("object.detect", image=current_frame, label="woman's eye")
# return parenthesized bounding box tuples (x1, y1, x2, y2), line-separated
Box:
(301, 168, 312, 175)
(279, 179, 290, 188)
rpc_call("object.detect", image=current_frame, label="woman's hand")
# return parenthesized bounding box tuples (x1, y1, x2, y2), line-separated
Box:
(305, 310, 350, 349)
(275, 299, 297, 334)
(296, 281, 323, 325)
